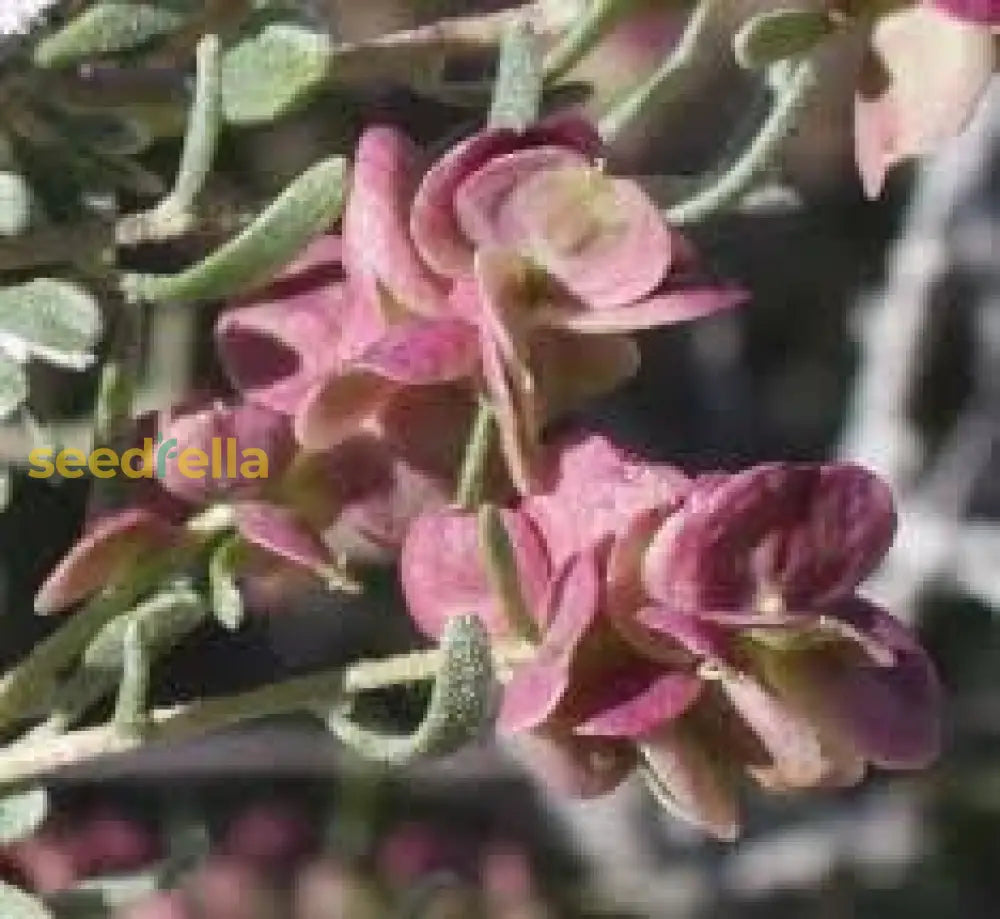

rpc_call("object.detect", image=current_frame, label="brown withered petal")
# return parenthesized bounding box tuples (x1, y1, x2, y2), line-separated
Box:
(776, 598, 943, 770)
(639, 720, 742, 842)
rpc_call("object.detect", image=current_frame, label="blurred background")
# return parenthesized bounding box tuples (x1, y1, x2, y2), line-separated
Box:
(1, 1, 999, 916)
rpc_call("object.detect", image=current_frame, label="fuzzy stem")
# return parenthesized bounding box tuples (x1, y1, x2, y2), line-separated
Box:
(598, 0, 717, 142)
(544, 0, 641, 83)
(456, 398, 495, 509)
(665, 58, 818, 224)
(0, 641, 534, 789)
(116, 34, 222, 246)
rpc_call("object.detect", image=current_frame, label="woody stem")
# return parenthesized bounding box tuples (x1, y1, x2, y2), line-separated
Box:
(0, 640, 534, 790)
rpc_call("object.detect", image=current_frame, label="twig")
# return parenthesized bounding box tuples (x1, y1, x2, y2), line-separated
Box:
(598, 0, 718, 142)
(0, 640, 534, 788)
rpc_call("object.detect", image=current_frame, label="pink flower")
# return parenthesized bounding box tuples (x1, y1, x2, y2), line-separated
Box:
(846, 1, 998, 196)
(401, 435, 942, 838)
(229, 122, 745, 494)
(930, 0, 1000, 26)
(34, 402, 359, 614)
(639, 464, 942, 784)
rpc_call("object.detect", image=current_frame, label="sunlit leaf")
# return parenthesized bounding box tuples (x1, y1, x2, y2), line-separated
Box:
(221, 21, 333, 126)
(0, 172, 35, 236)
(34, 2, 190, 69)
(0, 788, 48, 845)
(122, 155, 347, 303)
(734, 8, 834, 69)
(0, 279, 102, 371)
(0, 350, 27, 420)
(0, 884, 52, 918)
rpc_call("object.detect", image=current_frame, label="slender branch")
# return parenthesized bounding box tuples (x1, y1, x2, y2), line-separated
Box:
(0, 641, 534, 788)
(665, 58, 818, 225)
(598, 0, 718, 142)
(0, 559, 179, 731)
(116, 34, 222, 247)
(544, 0, 642, 83)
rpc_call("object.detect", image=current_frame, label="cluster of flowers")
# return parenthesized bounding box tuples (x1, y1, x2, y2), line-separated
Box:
(3, 801, 555, 919)
(37, 113, 743, 611)
(404, 436, 940, 838)
(37, 109, 940, 835)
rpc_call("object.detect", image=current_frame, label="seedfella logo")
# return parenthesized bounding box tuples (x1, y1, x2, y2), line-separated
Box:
(28, 436, 270, 481)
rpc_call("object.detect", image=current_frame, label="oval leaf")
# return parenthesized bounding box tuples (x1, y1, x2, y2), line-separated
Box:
(734, 8, 834, 70)
(0, 279, 101, 370)
(0, 788, 48, 845)
(0, 883, 52, 919)
(221, 22, 333, 126)
(34, 3, 189, 69)
(0, 172, 34, 236)
(122, 155, 347, 303)
(209, 537, 245, 631)
(0, 350, 27, 420)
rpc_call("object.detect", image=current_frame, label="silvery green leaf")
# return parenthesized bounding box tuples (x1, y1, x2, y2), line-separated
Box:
(122, 155, 347, 303)
(0, 788, 48, 845)
(82, 581, 206, 672)
(0, 279, 102, 371)
(0, 350, 27, 419)
(221, 22, 333, 126)
(45, 581, 206, 731)
(34, 3, 190, 69)
(209, 538, 245, 631)
(0, 883, 52, 919)
(0, 0, 61, 38)
(328, 614, 494, 764)
(734, 8, 833, 70)
(112, 618, 150, 732)
(0, 172, 34, 236)
(488, 18, 543, 131)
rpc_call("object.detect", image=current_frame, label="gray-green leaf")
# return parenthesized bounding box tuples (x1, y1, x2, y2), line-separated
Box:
(0, 788, 48, 845)
(209, 538, 245, 631)
(489, 18, 543, 131)
(328, 614, 494, 764)
(734, 8, 833, 70)
(0, 883, 52, 919)
(122, 155, 347, 303)
(0, 279, 102, 371)
(34, 3, 190, 69)
(221, 22, 333, 126)
(0, 172, 35, 237)
(0, 350, 27, 420)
